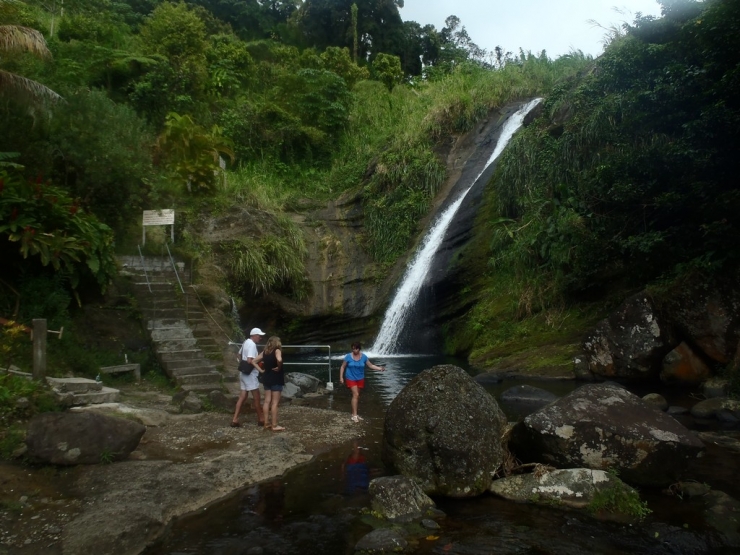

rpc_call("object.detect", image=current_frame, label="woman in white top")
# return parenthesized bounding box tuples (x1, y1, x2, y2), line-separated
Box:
(231, 327, 266, 427)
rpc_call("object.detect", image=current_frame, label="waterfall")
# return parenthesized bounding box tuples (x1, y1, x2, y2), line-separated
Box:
(231, 297, 244, 341)
(370, 98, 542, 355)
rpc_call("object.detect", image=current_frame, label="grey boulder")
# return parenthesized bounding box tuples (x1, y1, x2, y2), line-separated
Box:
(26, 411, 146, 465)
(382, 365, 507, 497)
(509, 384, 704, 486)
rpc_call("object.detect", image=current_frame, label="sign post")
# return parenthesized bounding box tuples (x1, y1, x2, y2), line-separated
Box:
(32, 319, 46, 381)
(142, 209, 175, 246)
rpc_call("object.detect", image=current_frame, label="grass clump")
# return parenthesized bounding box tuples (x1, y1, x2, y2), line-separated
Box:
(587, 475, 651, 520)
(0, 373, 60, 460)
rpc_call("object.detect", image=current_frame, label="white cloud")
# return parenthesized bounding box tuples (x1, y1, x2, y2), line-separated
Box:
(399, 0, 664, 58)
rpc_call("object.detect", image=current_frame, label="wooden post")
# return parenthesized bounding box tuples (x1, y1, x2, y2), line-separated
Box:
(32, 318, 47, 381)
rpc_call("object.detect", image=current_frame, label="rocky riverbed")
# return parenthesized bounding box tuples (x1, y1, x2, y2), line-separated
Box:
(0, 385, 363, 555)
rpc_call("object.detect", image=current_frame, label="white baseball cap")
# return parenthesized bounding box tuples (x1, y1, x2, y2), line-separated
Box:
(250, 327, 266, 336)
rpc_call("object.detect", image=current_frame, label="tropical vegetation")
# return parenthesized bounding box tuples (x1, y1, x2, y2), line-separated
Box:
(0, 0, 737, 391)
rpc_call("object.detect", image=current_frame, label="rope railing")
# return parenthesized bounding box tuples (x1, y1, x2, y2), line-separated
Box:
(191, 285, 238, 345)
(164, 242, 185, 294)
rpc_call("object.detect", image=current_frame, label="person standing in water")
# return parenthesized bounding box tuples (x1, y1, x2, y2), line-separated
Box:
(255, 335, 285, 431)
(231, 327, 266, 427)
(339, 341, 385, 422)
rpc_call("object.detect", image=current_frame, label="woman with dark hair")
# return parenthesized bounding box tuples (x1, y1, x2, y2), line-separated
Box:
(339, 341, 385, 423)
(255, 336, 285, 431)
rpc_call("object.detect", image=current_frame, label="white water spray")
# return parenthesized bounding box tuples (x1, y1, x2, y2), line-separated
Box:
(369, 98, 542, 355)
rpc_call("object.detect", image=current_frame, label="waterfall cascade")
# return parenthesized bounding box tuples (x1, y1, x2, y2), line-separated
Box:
(369, 98, 542, 356)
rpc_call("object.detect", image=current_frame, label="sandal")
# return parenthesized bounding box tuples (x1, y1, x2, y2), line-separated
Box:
(271, 425, 285, 432)
(230, 421, 241, 428)
(263, 424, 272, 430)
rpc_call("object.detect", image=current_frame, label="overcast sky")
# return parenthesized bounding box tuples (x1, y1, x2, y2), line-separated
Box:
(399, 1, 665, 59)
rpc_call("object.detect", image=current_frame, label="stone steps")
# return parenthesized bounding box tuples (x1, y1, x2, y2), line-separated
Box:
(154, 338, 200, 351)
(159, 349, 205, 361)
(165, 359, 218, 372)
(119, 254, 227, 394)
(173, 371, 222, 385)
(46, 377, 121, 406)
(141, 308, 187, 320)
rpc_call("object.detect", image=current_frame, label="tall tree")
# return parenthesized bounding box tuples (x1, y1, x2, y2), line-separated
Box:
(295, 0, 405, 61)
(188, 0, 300, 40)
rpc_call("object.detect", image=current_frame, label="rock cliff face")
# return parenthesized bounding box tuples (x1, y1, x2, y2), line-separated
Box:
(199, 100, 538, 348)
(289, 100, 539, 348)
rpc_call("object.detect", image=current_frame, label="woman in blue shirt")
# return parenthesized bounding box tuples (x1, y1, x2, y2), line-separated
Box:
(339, 341, 385, 422)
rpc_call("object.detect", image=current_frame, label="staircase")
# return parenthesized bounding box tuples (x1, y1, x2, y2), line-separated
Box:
(119, 255, 227, 394)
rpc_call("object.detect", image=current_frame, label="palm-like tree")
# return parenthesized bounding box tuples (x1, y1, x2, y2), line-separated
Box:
(0, 23, 61, 103)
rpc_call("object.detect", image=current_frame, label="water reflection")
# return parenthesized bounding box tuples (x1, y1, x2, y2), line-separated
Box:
(341, 440, 370, 495)
(145, 355, 740, 555)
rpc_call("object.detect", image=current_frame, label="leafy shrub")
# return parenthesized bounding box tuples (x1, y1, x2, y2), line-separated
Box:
(0, 169, 117, 293)
(46, 89, 156, 235)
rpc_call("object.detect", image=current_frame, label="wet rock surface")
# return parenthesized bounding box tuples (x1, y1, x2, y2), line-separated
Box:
(368, 476, 435, 522)
(582, 293, 672, 381)
(489, 468, 637, 512)
(509, 383, 705, 486)
(499, 385, 559, 407)
(0, 386, 363, 555)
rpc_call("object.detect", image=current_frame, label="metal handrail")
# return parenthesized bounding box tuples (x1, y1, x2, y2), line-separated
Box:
(282, 344, 333, 391)
(137, 245, 152, 293)
(164, 242, 185, 294)
(230, 342, 334, 390)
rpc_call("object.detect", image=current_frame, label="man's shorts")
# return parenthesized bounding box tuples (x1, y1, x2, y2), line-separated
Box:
(239, 369, 260, 391)
(346, 378, 365, 389)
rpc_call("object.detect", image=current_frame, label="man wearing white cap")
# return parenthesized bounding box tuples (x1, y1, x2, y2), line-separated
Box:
(231, 327, 266, 427)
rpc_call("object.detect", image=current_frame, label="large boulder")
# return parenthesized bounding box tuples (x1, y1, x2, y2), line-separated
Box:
(26, 411, 146, 465)
(582, 293, 674, 381)
(690, 397, 740, 420)
(382, 365, 507, 497)
(659, 273, 740, 364)
(285, 372, 321, 393)
(509, 384, 704, 486)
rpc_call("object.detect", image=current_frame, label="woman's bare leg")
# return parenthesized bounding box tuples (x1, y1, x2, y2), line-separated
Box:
(262, 390, 272, 427)
(350, 386, 360, 418)
(271, 391, 282, 430)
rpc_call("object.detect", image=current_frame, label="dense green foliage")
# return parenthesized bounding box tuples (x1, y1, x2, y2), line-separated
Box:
(492, 0, 740, 300)
(10, 0, 729, 374)
(2, 0, 577, 304)
(440, 0, 740, 367)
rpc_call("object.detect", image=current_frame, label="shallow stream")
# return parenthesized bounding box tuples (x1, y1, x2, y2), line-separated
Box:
(144, 356, 740, 555)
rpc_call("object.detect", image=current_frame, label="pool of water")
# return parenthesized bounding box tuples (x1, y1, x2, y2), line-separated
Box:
(144, 356, 740, 555)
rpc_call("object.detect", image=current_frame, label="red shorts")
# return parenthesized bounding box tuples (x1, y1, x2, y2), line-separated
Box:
(345, 378, 365, 389)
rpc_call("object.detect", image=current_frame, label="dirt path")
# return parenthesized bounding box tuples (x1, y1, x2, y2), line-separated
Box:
(0, 387, 363, 555)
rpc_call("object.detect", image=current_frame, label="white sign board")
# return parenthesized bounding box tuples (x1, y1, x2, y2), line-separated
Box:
(142, 209, 175, 245)
(142, 209, 175, 226)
